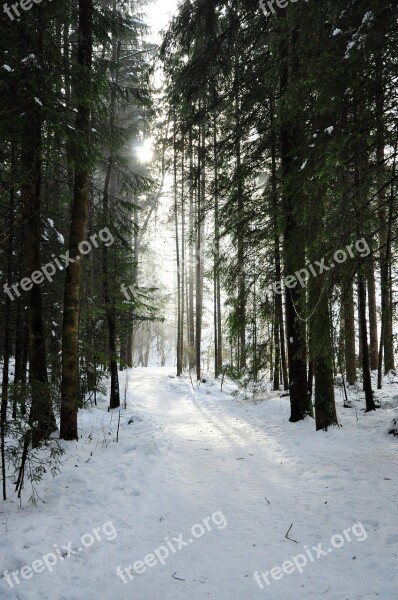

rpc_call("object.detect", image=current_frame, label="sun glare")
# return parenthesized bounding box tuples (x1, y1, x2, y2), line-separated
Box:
(136, 138, 154, 163)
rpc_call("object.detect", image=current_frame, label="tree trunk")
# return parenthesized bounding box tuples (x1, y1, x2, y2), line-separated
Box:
(213, 119, 222, 376)
(358, 272, 376, 412)
(312, 293, 338, 431)
(60, 0, 93, 440)
(22, 101, 56, 447)
(174, 116, 183, 376)
(343, 281, 356, 385)
(127, 331, 133, 368)
(357, 281, 363, 369)
(375, 45, 395, 375)
(195, 118, 205, 380)
(188, 127, 196, 370)
(367, 259, 378, 371)
(270, 100, 281, 391)
(181, 148, 186, 370)
(2, 160, 15, 423)
(279, 14, 309, 421)
(273, 296, 280, 391)
(235, 69, 246, 370)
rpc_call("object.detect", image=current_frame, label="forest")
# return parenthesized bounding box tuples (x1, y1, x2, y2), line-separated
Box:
(0, 1, 397, 599)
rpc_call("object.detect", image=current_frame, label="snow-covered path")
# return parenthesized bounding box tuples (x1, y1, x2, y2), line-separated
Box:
(1, 367, 397, 600)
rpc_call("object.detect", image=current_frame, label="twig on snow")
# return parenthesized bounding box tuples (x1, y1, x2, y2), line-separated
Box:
(285, 523, 298, 543)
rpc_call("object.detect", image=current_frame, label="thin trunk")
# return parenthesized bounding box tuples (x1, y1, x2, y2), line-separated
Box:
(357, 282, 363, 369)
(279, 303, 289, 391)
(22, 100, 56, 447)
(308, 360, 314, 401)
(344, 281, 356, 385)
(378, 134, 396, 388)
(2, 155, 15, 422)
(273, 296, 280, 391)
(270, 98, 283, 391)
(103, 13, 120, 409)
(213, 119, 222, 376)
(376, 46, 395, 374)
(127, 331, 133, 368)
(358, 272, 376, 412)
(195, 119, 205, 380)
(188, 127, 195, 370)
(102, 163, 120, 409)
(235, 69, 246, 370)
(367, 259, 378, 371)
(1, 154, 15, 499)
(181, 148, 186, 370)
(174, 116, 183, 376)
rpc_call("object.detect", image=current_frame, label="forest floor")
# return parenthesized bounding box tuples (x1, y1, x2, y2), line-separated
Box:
(1, 367, 398, 600)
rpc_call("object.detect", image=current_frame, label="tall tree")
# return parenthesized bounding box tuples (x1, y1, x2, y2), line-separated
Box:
(60, 0, 94, 440)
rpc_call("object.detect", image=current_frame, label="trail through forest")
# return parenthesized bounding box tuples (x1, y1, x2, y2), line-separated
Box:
(1, 1, 398, 599)
(1, 368, 397, 600)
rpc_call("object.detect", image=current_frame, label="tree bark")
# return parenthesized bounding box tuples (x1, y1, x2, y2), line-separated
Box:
(312, 293, 338, 431)
(343, 281, 356, 385)
(102, 162, 120, 409)
(279, 14, 309, 421)
(375, 44, 395, 375)
(188, 127, 196, 370)
(60, 0, 93, 440)
(213, 119, 222, 376)
(358, 272, 376, 412)
(367, 259, 378, 371)
(195, 118, 205, 380)
(21, 101, 56, 447)
(174, 115, 183, 376)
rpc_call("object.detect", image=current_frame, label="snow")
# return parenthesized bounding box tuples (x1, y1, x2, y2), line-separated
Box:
(21, 55, 35, 64)
(300, 160, 308, 171)
(362, 12, 373, 24)
(0, 367, 397, 599)
(46, 219, 64, 243)
(325, 126, 334, 135)
(132, 18, 148, 27)
(345, 42, 356, 58)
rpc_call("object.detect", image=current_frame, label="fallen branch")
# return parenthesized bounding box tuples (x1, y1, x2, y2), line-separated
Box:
(116, 410, 121, 443)
(285, 523, 298, 543)
(189, 369, 194, 391)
